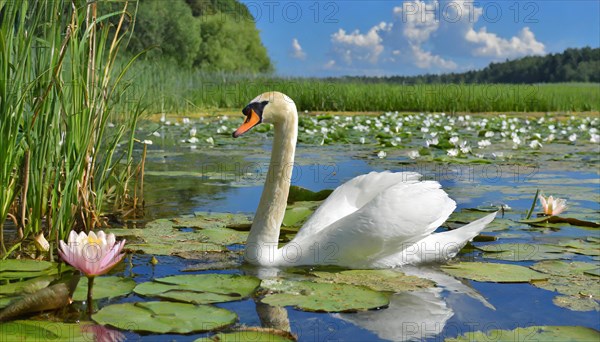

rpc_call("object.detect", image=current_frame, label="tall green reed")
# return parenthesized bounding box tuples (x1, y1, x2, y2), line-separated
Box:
(0, 0, 144, 256)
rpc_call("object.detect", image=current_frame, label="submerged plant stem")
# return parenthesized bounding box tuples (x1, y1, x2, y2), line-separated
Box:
(87, 276, 95, 316)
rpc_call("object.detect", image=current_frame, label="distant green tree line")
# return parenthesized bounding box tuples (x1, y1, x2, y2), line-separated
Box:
(336, 47, 600, 84)
(121, 0, 272, 73)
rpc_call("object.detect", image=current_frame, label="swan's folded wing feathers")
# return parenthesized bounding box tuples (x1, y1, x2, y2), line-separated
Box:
(293, 179, 456, 267)
(295, 171, 422, 240)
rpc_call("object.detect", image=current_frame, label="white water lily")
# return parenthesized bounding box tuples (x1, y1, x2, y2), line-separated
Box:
(539, 195, 567, 216)
(141, 140, 153, 145)
(590, 134, 600, 143)
(568, 133, 577, 142)
(377, 150, 387, 159)
(529, 140, 542, 149)
(478, 139, 491, 148)
(447, 149, 459, 157)
(190, 127, 197, 137)
(449, 136, 459, 145)
(206, 137, 215, 145)
(484, 131, 495, 138)
(187, 137, 199, 144)
(425, 137, 439, 147)
(408, 150, 420, 159)
(152, 131, 161, 137)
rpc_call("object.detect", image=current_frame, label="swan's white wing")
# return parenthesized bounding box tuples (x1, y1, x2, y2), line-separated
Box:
(375, 211, 497, 266)
(292, 179, 456, 267)
(295, 171, 422, 240)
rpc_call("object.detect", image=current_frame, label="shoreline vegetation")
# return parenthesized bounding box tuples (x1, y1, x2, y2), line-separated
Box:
(0, 1, 144, 255)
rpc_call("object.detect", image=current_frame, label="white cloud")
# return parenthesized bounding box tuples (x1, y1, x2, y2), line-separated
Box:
(330, 22, 390, 65)
(411, 44, 457, 69)
(290, 38, 306, 60)
(325, 0, 546, 75)
(466, 27, 545, 58)
(323, 60, 336, 69)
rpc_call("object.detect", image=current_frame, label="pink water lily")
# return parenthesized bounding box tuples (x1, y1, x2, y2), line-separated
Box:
(539, 195, 567, 216)
(58, 230, 126, 277)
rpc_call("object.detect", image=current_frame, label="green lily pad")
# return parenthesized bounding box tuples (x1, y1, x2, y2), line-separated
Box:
(530, 260, 600, 300)
(283, 207, 314, 227)
(311, 269, 435, 292)
(0, 320, 99, 341)
(530, 260, 598, 277)
(447, 325, 600, 341)
(552, 295, 600, 312)
(261, 279, 389, 312)
(0, 275, 56, 296)
(441, 262, 548, 283)
(287, 186, 333, 204)
(0, 260, 62, 281)
(557, 238, 600, 256)
(518, 216, 600, 228)
(134, 274, 260, 304)
(0, 259, 53, 272)
(73, 277, 136, 301)
(478, 243, 569, 261)
(196, 329, 296, 342)
(92, 301, 237, 334)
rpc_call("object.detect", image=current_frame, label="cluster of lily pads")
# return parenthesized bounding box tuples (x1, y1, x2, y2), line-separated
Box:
(139, 112, 599, 164)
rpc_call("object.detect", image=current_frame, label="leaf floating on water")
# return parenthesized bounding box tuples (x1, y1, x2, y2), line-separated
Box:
(530, 260, 600, 307)
(287, 186, 333, 204)
(477, 243, 569, 261)
(92, 301, 237, 334)
(0, 260, 63, 281)
(72, 277, 135, 301)
(310, 269, 435, 293)
(134, 274, 260, 304)
(446, 325, 600, 342)
(196, 328, 297, 342)
(283, 207, 314, 227)
(441, 262, 548, 283)
(0, 320, 96, 341)
(518, 216, 600, 228)
(552, 295, 600, 312)
(261, 279, 389, 312)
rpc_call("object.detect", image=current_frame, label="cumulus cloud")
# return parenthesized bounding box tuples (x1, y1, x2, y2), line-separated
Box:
(330, 22, 390, 65)
(290, 38, 306, 60)
(466, 27, 545, 58)
(327, 0, 545, 74)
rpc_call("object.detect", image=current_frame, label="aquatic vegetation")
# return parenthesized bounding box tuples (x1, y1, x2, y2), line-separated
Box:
(58, 231, 126, 278)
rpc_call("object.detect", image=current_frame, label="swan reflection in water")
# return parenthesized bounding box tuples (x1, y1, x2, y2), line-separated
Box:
(250, 266, 493, 342)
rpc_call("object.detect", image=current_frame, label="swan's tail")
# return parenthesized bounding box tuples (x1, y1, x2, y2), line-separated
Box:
(375, 211, 497, 267)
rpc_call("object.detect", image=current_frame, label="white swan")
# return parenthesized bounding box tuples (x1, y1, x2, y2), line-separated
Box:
(233, 91, 496, 268)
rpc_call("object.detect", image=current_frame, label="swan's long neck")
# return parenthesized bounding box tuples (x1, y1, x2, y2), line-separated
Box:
(245, 110, 298, 264)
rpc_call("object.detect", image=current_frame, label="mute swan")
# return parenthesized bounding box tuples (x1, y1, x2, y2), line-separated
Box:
(233, 91, 496, 268)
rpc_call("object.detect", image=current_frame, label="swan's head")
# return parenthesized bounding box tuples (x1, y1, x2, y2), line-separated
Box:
(232, 91, 296, 138)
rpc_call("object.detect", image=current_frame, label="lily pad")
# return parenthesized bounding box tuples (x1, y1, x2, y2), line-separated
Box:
(552, 295, 600, 312)
(518, 216, 600, 228)
(0, 260, 60, 281)
(530, 260, 600, 300)
(196, 329, 296, 342)
(92, 301, 237, 334)
(134, 274, 260, 304)
(311, 269, 435, 293)
(0, 275, 56, 296)
(447, 325, 600, 341)
(283, 207, 314, 227)
(557, 238, 600, 256)
(73, 277, 136, 301)
(287, 186, 332, 204)
(0, 320, 100, 341)
(478, 243, 569, 261)
(441, 262, 548, 283)
(261, 279, 389, 312)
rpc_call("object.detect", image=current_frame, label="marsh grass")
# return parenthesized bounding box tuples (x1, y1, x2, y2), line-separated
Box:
(0, 0, 144, 255)
(122, 59, 599, 114)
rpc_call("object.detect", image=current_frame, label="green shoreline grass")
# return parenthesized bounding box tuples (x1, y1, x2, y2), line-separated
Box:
(122, 60, 600, 114)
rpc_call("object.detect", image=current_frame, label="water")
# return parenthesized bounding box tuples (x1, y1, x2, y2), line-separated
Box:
(110, 124, 599, 341)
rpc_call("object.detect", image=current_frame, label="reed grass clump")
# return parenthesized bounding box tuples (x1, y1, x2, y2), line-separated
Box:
(0, 0, 144, 256)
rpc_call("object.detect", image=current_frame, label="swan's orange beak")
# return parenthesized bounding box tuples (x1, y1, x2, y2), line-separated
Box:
(233, 109, 261, 138)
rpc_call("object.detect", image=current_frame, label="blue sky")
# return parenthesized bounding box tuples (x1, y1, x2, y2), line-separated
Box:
(240, 0, 600, 77)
